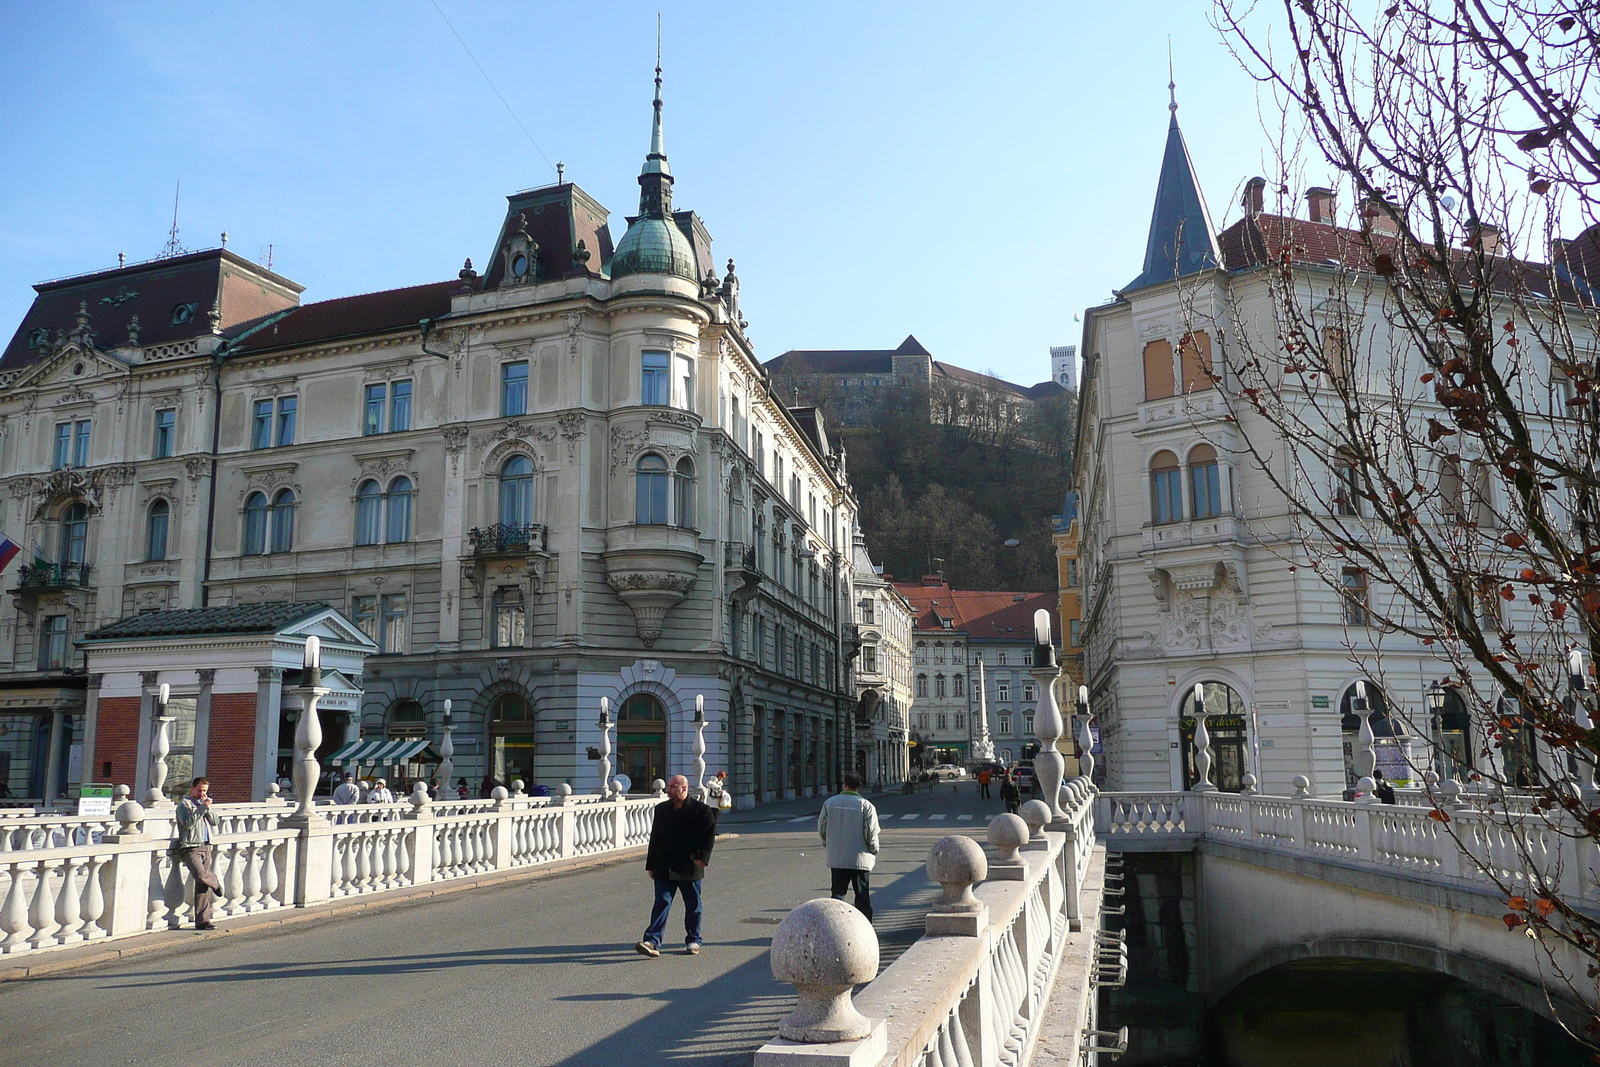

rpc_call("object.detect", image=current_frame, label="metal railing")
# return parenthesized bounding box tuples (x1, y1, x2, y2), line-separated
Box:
(466, 523, 546, 555)
(16, 562, 92, 590)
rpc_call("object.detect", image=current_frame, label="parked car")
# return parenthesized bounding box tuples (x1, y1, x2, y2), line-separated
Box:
(1007, 762, 1038, 794)
(926, 763, 967, 781)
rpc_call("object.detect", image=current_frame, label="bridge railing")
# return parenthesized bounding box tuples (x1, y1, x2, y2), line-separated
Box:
(1097, 788, 1600, 910)
(757, 777, 1108, 1067)
(0, 786, 660, 959)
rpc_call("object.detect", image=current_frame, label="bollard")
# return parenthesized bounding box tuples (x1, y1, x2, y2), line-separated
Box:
(1018, 799, 1050, 848)
(986, 813, 1028, 880)
(760, 898, 884, 1061)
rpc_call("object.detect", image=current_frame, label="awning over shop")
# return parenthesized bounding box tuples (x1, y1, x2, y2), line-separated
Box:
(326, 738, 442, 766)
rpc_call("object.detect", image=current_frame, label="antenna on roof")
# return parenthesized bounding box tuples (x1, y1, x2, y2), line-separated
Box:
(1167, 38, 1178, 116)
(260, 244, 276, 271)
(160, 180, 187, 259)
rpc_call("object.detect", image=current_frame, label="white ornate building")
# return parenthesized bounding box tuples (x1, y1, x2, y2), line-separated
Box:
(848, 528, 914, 788)
(0, 70, 860, 807)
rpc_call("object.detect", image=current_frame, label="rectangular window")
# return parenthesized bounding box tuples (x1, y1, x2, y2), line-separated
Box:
(154, 409, 175, 458)
(1333, 454, 1362, 517)
(1024, 684, 1036, 702)
(999, 715, 1011, 735)
(1024, 712, 1034, 735)
(390, 380, 412, 432)
(1023, 649, 1033, 666)
(38, 615, 68, 670)
(1192, 463, 1222, 519)
(502, 361, 529, 417)
(1066, 559, 1078, 587)
(72, 420, 91, 468)
(937, 713, 948, 731)
(162, 696, 199, 802)
(641, 351, 670, 405)
(493, 587, 526, 648)
(252, 399, 273, 449)
(53, 423, 71, 470)
(379, 593, 407, 654)
(1341, 567, 1370, 627)
(1070, 618, 1082, 646)
(862, 645, 877, 673)
(275, 397, 297, 447)
(754, 430, 765, 475)
(673, 354, 694, 410)
(998, 683, 1010, 701)
(364, 383, 387, 436)
(998, 652, 1007, 665)
(352, 596, 378, 642)
(955, 712, 965, 730)
(1153, 468, 1183, 523)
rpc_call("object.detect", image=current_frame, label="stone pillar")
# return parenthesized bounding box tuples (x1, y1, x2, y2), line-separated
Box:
(925, 835, 989, 937)
(756, 898, 886, 1066)
(43, 710, 65, 805)
(100, 795, 153, 938)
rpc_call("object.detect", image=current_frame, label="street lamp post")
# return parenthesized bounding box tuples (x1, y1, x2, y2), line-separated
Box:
(1190, 683, 1215, 793)
(1028, 609, 1067, 821)
(290, 636, 331, 821)
(1568, 647, 1596, 798)
(438, 699, 455, 797)
(145, 683, 173, 806)
(597, 697, 614, 797)
(692, 694, 708, 798)
(1426, 681, 1448, 785)
(1352, 680, 1377, 785)
(1075, 684, 1094, 783)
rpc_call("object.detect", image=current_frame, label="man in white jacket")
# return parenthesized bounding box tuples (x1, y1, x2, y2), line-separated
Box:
(818, 773, 880, 921)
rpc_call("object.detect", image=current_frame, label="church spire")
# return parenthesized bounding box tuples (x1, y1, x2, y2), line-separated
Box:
(637, 24, 673, 217)
(1123, 64, 1221, 293)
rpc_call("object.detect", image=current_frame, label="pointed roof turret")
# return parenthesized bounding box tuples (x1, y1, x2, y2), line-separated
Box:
(611, 48, 697, 281)
(1123, 72, 1221, 293)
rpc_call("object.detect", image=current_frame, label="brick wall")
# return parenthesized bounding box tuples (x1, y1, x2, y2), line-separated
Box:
(206, 692, 258, 802)
(94, 696, 142, 788)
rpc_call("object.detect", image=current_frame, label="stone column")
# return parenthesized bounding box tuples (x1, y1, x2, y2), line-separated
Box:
(1028, 610, 1067, 823)
(43, 710, 65, 805)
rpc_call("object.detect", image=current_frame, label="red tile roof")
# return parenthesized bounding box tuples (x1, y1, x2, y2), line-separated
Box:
(893, 578, 1060, 644)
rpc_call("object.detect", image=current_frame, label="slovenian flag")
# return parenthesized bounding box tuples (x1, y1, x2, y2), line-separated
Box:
(0, 535, 18, 574)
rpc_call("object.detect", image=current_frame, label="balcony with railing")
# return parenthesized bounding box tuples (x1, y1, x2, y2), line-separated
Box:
(467, 523, 547, 556)
(15, 561, 93, 595)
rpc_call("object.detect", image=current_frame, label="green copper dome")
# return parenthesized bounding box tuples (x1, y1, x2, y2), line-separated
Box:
(611, 215, 697, 280)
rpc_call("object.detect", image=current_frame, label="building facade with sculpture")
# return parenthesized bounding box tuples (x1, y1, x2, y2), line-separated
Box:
(0, 71, 861, 807)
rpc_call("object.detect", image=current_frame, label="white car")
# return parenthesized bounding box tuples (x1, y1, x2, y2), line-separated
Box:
(926, 764, 967, 781)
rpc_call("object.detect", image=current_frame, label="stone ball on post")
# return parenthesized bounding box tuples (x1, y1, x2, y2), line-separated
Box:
(1017, 799, 1050, 841)
(410, 782, 431, 809)
(114, 797, 145, 835)
(1355, 775, 1377, 804)
(769, 898, 879, 1042)
(1291, 775, 1312, 799)
(491, 785, 510, 802)
(987, 813, 1029, 863)
(927, 835, 987, 912)
(652, 778, 667, 797)
(511, 779, 526, 796)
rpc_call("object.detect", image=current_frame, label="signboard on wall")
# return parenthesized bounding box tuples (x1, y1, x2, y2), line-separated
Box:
(78, 782, 113, 818)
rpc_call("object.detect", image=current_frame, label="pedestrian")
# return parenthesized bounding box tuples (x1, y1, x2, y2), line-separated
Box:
(332, 772, 361, 806)
(636, 774, 718, 958)
(1374, 771, 1396, 805)
(173, 777, 222, 931)
(367, 778, 395, 804)
(428, 776, 441, 800)
(1000, 772, 1021, 814)
(978, 767, 992, 800)
(457, 777, 470, 800)
(818, 772, 880, 921)
(480, 773, 500, 799)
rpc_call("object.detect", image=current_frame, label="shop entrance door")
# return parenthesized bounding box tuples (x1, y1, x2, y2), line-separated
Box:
(619, 693, 667, 792)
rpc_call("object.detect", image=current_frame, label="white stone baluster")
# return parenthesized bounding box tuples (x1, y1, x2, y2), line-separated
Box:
(1075, 685, 1095, 782)
(241, 842, 263, 911)
(79, 856, 107, 939)
(0, 860, 27, 952)
(27, 859, 58, 949)
(54, 856, 83, 944)
(223, 842, 246, 914)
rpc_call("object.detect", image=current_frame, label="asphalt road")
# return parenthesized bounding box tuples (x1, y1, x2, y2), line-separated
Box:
(0, 781, 1006, 1067)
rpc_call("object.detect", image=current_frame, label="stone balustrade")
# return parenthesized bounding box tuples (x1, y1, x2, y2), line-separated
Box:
(757, 779, 1103, 1067)
(0, 786, 661, 959)
(1097, 787, 1600, 910)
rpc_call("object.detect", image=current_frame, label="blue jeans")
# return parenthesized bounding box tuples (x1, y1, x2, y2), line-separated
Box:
(643, 876, 703, 947)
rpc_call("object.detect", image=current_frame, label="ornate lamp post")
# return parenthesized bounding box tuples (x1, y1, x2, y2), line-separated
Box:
(597, 697, 614, 797)
(692, 694, 708, 797)
(145, 683, 173, 806)
(290, 636, 331, 821)
(1190, 682, 1215, 793)
(438, 699, 455, 797)
(1352, 680, 1377, 784)
(1029, 609, 1067, 821)
(1426, 681, 1448, 783)
(1075, 684, 1095, 783)
(972, 660, 995, 763)
(1568, 647, 1596, 796)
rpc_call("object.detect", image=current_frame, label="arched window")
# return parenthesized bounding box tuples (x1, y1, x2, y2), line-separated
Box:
(243, 492, 268, 555)
(1436, 688, 1471, 781)
(1189, 443, 1221, 519)
(269, 489, 296, 553)
(618, 693, 667, 793)
(1338, 681, 1396, 787)
(637, 453, 669, 524)
(145, 499, 170, 562)
(61, 502, 88, 565)
(490, 693, 535, 790)
(355, 480, 382, 545)
(1143, 339, 1175, 401)
(499, 455, 534, 528)
(1151, 451, 1182, 524)
(386, 476, 413, 543)
(1180, 681, 1250, 792)
(674, 457, 695, 528)
(387, 699, 426, 739)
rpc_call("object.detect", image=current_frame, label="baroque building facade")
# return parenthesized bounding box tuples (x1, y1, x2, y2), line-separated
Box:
(848, 528, 914, 789)
(0, 73, 864, 806)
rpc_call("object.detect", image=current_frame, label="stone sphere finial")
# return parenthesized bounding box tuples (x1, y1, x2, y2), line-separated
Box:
(113, 783, 130, 802)
(1017, 799, 1050, 841)
(1355, 775, 1378, 805)
(511, 779, 526, 796)
(770, 898, 879, 1042)
(1240, 773, 1258, 796)
(927, 835, 987, 912)
(410, 782, 430, 809)
(652, 778, 667, 798)
(265, 782, 281, 801)
(987, 813, 1028, 863)
(115, 797, 145, 834)
(1440, 778, 1466, 811)
(1291, 775, 1311, 799)
(491, 785, 510, 801)
(1422, 769, 1439, 788)
(558, 783, 572, 796)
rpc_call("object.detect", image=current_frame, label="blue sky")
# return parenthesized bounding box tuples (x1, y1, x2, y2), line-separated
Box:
(0, 2, 1286, 387)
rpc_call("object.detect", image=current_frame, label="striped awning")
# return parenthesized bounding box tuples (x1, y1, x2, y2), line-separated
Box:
(327, 738, 442, 765)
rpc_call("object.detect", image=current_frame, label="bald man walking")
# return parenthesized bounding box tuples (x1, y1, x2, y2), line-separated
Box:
(636, 774, 718, 957)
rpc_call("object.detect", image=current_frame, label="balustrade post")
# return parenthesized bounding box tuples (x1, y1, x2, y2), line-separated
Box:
(555, 785, 575, 859)
(404, 783, 436, 886)
(145, 683, 174, 807)
(1353, 791, 1376, 864)
(490, 786, 513, 871)
(438, 700, 455, 801)
(1289, 776, 1310, 850)
(925, 835, 989, 937)
(100, 795, 152, 938)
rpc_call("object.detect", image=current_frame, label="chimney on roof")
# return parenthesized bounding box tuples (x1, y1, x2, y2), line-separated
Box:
(1465, 219, 1503, 255)
(1359, 194, 1402, 235)
(1305, 186, 1337, 224)
(921, 575, 945, 587)
(1242, 176, 1266, 216)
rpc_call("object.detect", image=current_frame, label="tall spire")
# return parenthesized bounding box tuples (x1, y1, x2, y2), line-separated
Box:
(637, 19, 673, 215)
(1123, 60, 1221, 293)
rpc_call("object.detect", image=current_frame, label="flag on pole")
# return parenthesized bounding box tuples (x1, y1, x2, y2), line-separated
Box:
(0, 535, 19, 574)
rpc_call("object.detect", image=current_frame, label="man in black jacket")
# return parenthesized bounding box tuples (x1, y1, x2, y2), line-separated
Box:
(636, 774, 718, 957)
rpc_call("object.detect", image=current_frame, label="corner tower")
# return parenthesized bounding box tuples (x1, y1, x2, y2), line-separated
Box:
(610, 60, 698, 281)
(1123, 74, 1221, 292)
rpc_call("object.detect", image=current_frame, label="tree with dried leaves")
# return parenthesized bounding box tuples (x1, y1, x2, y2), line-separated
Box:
(1203, 0, 1600, 1039)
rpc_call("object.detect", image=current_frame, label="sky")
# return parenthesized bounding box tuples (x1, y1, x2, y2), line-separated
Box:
(0, 2, 1292, 388)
